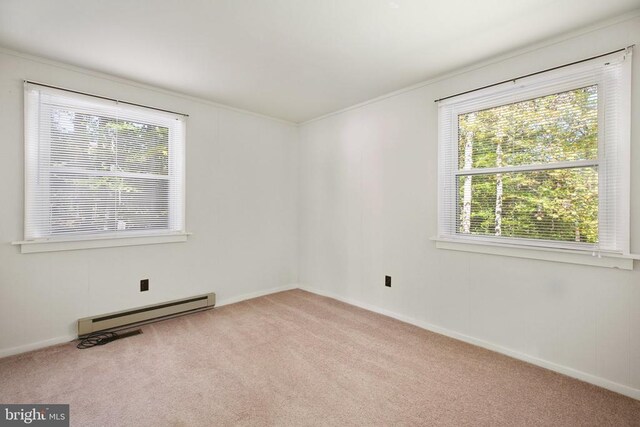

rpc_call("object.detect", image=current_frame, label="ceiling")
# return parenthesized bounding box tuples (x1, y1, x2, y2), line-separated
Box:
(1, 1, 638, 123)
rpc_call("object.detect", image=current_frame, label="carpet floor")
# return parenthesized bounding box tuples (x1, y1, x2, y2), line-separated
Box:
(0, 289, 639, 426)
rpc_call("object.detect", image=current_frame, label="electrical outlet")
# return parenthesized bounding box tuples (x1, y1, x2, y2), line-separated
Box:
(140, 279, 149, 292)
(385, 276, 392, 287)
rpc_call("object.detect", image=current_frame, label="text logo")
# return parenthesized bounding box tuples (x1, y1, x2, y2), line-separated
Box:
(0, 405, 68, 426)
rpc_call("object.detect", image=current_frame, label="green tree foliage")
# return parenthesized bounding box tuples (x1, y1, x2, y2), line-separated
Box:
(457, 86, 598, 243)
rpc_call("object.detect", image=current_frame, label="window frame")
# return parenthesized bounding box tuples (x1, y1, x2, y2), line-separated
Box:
(14, 83, 188, 253)
(436, 49, 633, 268)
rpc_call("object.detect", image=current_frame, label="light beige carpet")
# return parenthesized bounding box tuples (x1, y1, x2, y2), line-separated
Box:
(0, 289, 638, 426)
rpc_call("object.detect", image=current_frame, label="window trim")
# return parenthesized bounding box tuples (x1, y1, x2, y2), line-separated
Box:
(436, 49, 632, 266)
(431, 237, 637, 270)
(18, 82, 189, 252)
(12, 232, 190, 254)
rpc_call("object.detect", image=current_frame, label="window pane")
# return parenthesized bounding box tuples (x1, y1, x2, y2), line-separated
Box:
(457, 86, 598, 170)
(49, 173, 169, 235)
(115, 121, 169, 176)
(50, 111, 116, 171)
(49, 110, 169, 176)
(456, 167, 598, 243)
(50, 173, 117, 234)
(116, 177, 169, 231)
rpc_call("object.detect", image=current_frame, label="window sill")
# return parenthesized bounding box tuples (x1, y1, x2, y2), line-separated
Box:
(12, 232, 191, 254)
(431, 237, 637, 270)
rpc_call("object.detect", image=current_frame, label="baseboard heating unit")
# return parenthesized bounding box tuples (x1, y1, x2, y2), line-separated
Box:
(77, 293, 216, 336)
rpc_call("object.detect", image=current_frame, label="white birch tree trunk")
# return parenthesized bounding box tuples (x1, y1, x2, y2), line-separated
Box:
(461, 113, 475, 234)
(495, 134, 503, 236)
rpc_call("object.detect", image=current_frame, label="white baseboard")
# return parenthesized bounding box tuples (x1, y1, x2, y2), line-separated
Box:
(0, 334, 76, 359)
(299, 286, 640, 401)
(213, 284, 298, 308)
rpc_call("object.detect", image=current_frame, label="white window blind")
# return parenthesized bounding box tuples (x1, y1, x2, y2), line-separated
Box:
(24, 83, 186, 241)
(437, 48, 631, 254)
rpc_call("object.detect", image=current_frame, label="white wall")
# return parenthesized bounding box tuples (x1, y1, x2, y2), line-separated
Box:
(298, 15, 640, 398)
(0, 50, 299, 356)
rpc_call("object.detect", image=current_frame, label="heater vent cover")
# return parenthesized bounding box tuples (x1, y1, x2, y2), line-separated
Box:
(77, 293, 215, 336)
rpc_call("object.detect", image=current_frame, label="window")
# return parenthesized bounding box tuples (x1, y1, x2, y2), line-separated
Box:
(437, 49, 632, 261)
(21, 83, 186, 251)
